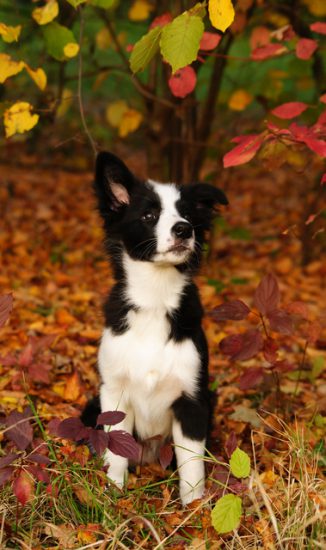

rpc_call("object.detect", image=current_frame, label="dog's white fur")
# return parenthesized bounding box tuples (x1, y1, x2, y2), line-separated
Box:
(98, 182, 206, 505)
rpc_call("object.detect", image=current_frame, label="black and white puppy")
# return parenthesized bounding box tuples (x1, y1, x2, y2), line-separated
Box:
(88, 151, 228, 505)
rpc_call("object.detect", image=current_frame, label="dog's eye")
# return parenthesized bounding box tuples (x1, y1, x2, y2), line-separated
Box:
(141, 211, 158, 223)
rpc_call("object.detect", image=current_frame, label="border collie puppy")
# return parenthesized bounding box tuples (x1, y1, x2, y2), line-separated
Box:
(86, 151, 228, 505)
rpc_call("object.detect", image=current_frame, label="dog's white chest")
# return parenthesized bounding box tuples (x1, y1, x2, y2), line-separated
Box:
(98, 258, 200, 440)
(99, 307, 199, 439)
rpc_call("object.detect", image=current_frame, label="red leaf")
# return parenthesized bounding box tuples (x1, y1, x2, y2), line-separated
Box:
(5, 409, 33, 451)
(316, 110, 326, 127)
(13, 471, 34, 506)
(296, 38, 318, 60)
(223, 134, 263, 168)
(267, 309, 294, 335)
(150, 12, 172, 29)
(251, 43, 287, 61)
(27, 465, 50, 484)
(168, 66, 196, 99)
(263, 337, 278, 363)
(303, 136, 326, 157)
(26, 452, 51, 465)
(57, 417, 88, 441)
(97, 411, 126, 426)
(289, 122, 310, 140)
(224, 432, 238, 458)
(0, 453, 19, 469)
(239, 367, 264, 390)
(286, 301, 310, 320)
(18, 342, 34, 367)
(288, 122, 326, 156)
(212, 300, 250, 322)
(88, 429, 110, 456)
(0, 467, 14, 487)
(28, 363, 52, 384)
(31, 334, 56, 354)
(310, 22, 326, 35)
(254, 273, 280, 315)
(220, 334, 243, 357)
(250, 26, 270, 50)
(0, 294, 13, 328)
(320, 94, 326, 104)
(108, 430, 140, 461)
(272, 102, 309, 119)
(159, 443, 173, 469)
(321, 173, 326, 185)
(200, 32, 221, 51)
(47, 417, 61, 436)
(221, 330, 263, 361)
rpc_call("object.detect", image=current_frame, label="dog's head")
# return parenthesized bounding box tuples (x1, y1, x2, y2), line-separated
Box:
(95, 151, 228, 268)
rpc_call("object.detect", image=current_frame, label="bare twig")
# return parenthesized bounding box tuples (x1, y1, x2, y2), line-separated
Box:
(98, 9, 175, 109)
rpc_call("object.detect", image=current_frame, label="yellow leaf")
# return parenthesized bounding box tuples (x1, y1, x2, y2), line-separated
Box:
(128, 0, 153, 21)
(25, 65, 47, 91)
(118, 108, 143, 137)
(56, 88, 74, 118)
(301, 0, 326, 16)
(0, 53, 24, 84)
(63, 42, 80, 58)
(106, 100, 128, 128)
(96, 27, 112, 50)
(32, 0, 59, 26)
(208, 0, 235, 32)
(228, 89, 253, 111)
(0, 23, 22, 43)
(260, 470, 279, 486)
(4, 102, 39, 138)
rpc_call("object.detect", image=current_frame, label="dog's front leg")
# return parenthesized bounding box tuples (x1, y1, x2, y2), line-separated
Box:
(172, 419, 206, 506)
(100, 383, 134, 489)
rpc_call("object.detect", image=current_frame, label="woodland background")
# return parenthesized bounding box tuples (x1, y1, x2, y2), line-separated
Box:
(0, 0, 325, 548)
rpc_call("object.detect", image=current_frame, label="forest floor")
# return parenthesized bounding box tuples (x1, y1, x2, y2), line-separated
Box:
(0, 157, 325, 549)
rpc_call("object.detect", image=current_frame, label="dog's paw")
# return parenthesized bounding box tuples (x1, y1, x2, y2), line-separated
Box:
(106, 470, 127, 489)
(180, 482, 205, 507)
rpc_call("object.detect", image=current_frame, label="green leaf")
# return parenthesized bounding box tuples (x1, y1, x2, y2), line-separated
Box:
(211, 494, 242, 534)
(89, 0, 118, 7)
(130, 26, 162, 74)
(43, 22, 79, 61)
(160, 12, 204, 73)
(310, 356, 325, 381)
(65, 0, 86, 7)
(229, 447, 251, 478)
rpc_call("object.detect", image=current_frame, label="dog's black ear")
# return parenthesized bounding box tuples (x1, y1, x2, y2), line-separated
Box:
(189, 183, 228, 210)
(95, 151, 136, 212)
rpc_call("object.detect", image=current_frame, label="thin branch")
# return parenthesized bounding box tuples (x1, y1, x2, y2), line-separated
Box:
(98, 8, 175, 109)
(77, 7, 97, 157)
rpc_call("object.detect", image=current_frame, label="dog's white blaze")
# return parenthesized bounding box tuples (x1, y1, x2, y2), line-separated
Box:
(149, 181, 194, 263)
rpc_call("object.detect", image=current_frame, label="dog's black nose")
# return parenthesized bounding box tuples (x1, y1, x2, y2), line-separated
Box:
(172, 221, 193, 239)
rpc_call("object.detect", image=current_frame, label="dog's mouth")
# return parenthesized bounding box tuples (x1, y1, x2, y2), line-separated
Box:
(168, 243, 191, 254)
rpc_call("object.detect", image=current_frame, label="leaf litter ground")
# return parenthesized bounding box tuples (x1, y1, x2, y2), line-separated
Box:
(0, 161, 325, 548)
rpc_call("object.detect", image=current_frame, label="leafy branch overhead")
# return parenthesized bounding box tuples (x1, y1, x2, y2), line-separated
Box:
(130, 0, 233, 74)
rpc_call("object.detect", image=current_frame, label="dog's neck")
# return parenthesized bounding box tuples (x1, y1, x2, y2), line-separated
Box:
(122, 252, 189, 312)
